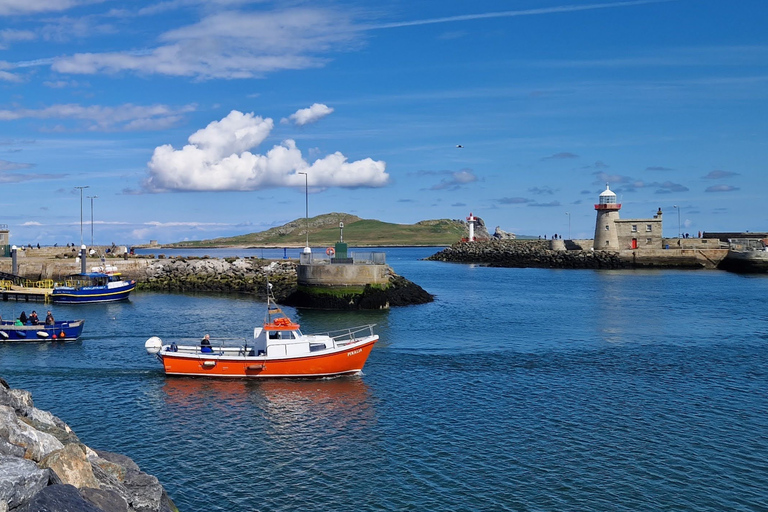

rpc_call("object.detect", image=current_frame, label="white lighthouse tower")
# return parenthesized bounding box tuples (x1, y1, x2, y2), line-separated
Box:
(467, 212, 476, 241)
(593, 184, 621, 249)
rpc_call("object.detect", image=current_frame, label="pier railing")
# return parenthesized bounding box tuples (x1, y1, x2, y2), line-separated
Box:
(299, 252, 386, 265)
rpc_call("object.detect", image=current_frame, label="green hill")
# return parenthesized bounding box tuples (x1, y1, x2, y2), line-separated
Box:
(168, 212, 468, 247)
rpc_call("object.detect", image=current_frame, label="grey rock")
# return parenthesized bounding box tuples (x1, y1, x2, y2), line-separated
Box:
(123, 469, 164, 512)
(93, 451, 140, 473)
(0, 406, 64, 462)
(15, 483, 104, 512)
(0, 438, 24, 458)
(0, 456, 49, 509)
(80, 487, 129, 512)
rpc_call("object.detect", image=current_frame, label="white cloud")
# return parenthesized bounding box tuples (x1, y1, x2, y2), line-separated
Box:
(283, 103, 334, 126)
(145, 110, 389, 192)
(0, 0, 101, 16)
(0, 103, 196, 131)
(52, 8, 360, 79)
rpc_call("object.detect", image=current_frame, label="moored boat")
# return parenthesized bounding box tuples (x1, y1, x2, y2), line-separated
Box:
(0, 319, 85, 342)
(145, 284, 378, 378)
(718, 238, 768, 274)
(52, 269, 136, 304)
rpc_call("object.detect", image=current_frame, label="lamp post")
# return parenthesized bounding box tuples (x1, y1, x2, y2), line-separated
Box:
(673, 205, 681, 238)
(87, 195, 97, 247)
(298, 172, 309, 253)
(74, 186, 89, 246)
(565, 212, 571, 240)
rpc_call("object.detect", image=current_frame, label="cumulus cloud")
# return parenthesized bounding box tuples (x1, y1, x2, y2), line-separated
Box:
(145, 109, 389, 192)
(282, 103, 334, 126)
(592, 171, 688, 194)
(52, 8, 360, 80)
(703, 170, 739, 179)
(705, 184, 739, 192)
(529, 186, 555, 195)
(646, 166, 673, 171)
(529, 201, 561, 207)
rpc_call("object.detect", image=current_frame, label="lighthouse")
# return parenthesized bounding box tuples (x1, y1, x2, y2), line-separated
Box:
(467, 212, 476, 241)
(593, 185, 621, 249)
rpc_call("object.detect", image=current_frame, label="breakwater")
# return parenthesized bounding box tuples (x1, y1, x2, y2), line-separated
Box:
(0, 377, 177, 512)
(428, 240, 628, 268)
(426, 240, 727, 269)
(0, 255, 432, 309)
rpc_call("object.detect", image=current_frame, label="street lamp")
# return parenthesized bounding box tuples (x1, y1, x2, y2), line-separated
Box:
(673, 205, 681, 238)
(74, 186, 89, 246)
(87, 195, 98, 247)
(565, 212, 571, 240)
(298, 172, 309, 253)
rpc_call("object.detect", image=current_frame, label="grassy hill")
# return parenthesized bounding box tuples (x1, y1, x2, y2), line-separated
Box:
(168, 212, 468, 247)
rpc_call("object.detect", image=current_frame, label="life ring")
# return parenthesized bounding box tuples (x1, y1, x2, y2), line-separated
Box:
(326, 247, 335, 256)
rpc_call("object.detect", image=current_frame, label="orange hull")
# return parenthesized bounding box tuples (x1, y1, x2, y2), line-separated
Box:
(159, 338, 377, 378)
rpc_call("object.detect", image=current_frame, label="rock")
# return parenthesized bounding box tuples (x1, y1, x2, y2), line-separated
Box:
(0, 406, 64, 462)
(123, 469, 167, 512)
(39, 443, 100, 489)
(493, 226, 516, 239)
(93, 450, 140, 473)
(80, 486, 129, 512)
(15, 483, 104, 512)
(0, 456, 50, 509)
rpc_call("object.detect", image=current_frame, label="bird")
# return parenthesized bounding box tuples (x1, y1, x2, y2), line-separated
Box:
(456, 144, 463, 148)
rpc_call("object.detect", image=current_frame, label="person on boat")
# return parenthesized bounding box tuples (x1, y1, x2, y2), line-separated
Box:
(45, 311, 55, 326)
(18, 311, 27, 324)
(201, 334, 213, 353)
(29, 311, 39, 325)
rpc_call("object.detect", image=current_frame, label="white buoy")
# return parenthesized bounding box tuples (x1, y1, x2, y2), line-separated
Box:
(36, 331, 50, 339)
(0, 331, 8, 340)
(145, 336, 163, 354)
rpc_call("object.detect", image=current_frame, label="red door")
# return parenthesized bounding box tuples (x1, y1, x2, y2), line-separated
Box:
(631, 238, 638, 249)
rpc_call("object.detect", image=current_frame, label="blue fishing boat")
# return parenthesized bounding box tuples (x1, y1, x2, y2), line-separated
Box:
(52, 271, 136, 304)
(0, 319, 84, 341)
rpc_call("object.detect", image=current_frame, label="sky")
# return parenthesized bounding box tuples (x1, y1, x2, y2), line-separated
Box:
(0, 0, 766, 246)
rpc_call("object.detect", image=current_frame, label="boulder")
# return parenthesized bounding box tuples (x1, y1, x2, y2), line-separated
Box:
(39, 443, 100, 489)
(0, 456, 49, 509)
(0, 406, 64, 462)
(15, 483, 104, 512)
(80, 486, 129, 512)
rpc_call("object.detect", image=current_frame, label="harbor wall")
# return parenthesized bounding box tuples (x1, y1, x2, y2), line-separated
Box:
(428, 240, 729, 269)
(296, 262, 389, 287)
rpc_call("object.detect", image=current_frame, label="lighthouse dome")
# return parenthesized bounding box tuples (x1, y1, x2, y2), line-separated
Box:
(598, 184, 617, 204)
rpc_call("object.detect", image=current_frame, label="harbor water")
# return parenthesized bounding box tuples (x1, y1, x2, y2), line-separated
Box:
(1, 247, 767, 511)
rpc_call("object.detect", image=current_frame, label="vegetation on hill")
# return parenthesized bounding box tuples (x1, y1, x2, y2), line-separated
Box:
(167, 212, 468, 247)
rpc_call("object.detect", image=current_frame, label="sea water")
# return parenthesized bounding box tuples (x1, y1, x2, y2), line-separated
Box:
(1, 247, 767, 511)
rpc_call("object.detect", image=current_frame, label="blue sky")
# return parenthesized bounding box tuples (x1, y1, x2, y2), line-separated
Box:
(1, 0, 766, 245)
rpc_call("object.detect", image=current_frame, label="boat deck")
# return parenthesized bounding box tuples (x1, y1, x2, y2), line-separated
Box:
(0, 285, 53, 303)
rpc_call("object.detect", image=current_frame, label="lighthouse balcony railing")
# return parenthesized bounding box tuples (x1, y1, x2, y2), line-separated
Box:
(300, 251, 386, 265)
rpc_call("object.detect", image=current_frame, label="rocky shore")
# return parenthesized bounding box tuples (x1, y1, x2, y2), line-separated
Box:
(0, 378, 177, 512)
(427, 240, 629, 269)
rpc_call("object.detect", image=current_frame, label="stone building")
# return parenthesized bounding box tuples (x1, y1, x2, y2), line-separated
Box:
(0, 224, 9, 257)
(593, 185, 664, 250)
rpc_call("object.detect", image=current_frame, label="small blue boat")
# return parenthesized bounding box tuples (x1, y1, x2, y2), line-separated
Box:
(52, 272, 136, 304)
(0, 319, 85, 342)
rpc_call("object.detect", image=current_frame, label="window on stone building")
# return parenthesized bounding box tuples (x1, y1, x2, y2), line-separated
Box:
(605, 225, 609, 231)
(646, 238, 652, 244)
(646, 224, 652, 232)
(631, 224, 638, 232)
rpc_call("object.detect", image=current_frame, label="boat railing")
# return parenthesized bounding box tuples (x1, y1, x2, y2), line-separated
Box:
(167, 337, 251, 355)
(313, 324, 377, 345)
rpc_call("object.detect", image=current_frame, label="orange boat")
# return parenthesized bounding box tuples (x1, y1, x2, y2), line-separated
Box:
(144, 285, 378, 379)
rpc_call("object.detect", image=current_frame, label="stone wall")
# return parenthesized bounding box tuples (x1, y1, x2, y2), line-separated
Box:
(427, 240, 729, 269)
(0, 378, 177, 512)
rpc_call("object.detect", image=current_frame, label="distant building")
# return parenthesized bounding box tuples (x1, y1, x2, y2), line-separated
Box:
(0, 224, 9, 257)
(593, 185, 663, 250)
